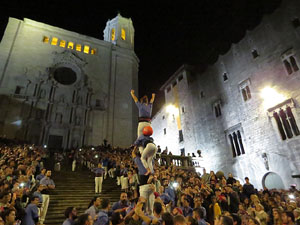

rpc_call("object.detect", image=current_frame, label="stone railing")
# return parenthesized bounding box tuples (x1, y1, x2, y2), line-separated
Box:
(156, 154, 202, 170)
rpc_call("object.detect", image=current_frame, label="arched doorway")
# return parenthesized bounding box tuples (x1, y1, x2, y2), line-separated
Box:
(262, 172, 285, 189)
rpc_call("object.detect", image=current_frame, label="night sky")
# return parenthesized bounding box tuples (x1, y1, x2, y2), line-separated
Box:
(0, 0, 281, 113)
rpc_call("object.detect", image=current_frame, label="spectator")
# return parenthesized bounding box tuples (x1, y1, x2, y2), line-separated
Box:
(24, 196, 39, 225)
(93, 163, 105, 194)
(192, 208, 206, 225)
(74, 214, 93, 225)
(2, 208, 16, 225)
(95, 199, 110, 225)
(85, 197, 101, 220)
(40, 170, 55, 225)
(112, 193, 129, 217)
(243, 177, 255, 199)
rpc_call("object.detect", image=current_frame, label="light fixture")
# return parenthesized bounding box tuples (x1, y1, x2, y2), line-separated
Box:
(166, 104, 179, 116)
(260, 87, 286, 110)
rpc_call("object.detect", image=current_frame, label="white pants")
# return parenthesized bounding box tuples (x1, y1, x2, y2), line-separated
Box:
(72, 160, 76, 171)
(108, 168, 115, 178)
(103, 166, 108, 179)
(117, 176, 121, 185)
(139, 184, 155, 215)
(137, 121, 151, 137)
(141, 143, 157, 172)
(95, 177, 103, 193)
(121, 176, 128, 190)
(40, 194, 50, 223)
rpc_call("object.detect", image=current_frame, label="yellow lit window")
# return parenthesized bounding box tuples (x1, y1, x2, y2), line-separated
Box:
(43, 36, 49, 43)
(51, 37, 58, 46)
(91, 48, 96, 55)
(83, 45, 90, 54)
(111, 28, 115, 41)
(121, 28, 126, 40)
(76, 44, 82, 52)
(67, 42, 74, 49)
(59, 40, 66, 48)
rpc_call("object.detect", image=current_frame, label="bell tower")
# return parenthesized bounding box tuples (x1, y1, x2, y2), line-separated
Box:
(103, 13, 135, 50)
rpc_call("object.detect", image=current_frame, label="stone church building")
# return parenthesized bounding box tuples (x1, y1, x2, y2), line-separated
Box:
(0, 14, 138, 149)
(152, 0, 300, 189)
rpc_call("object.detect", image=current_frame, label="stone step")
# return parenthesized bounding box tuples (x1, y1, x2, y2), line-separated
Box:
(44, 165, 121, 225)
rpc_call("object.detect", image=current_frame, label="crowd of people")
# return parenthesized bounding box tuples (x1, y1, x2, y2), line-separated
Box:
(65, 142, 300, 225)
(0, 137, 56, 225)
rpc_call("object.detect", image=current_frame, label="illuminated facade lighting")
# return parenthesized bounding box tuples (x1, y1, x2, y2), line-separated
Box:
(260, 87, 287, 110)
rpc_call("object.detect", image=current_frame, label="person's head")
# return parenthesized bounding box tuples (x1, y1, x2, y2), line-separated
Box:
(120, 193, 127, 204)
(231, 214, 241, 225)
(98, 163, 102, 168)
(2, 209, 16, 225)
(162, 212, 174, 225)
(186, 216, 197, 225)
(140, 96, 148, 105)
(153, 202, 163, 216)
(111, 212, 124, 225)
(74, 214, 93, 225)
(214, 216, 233, 225)
(247, 217, 260, 225)
(192, 208, 204, 220)
(228, 173, 233, 178)
(30, 196, 40, 205)
(0, 192, 11, 203)
(272, 208, 282, 221)
(294, 208, 300, 220)
(101, 198, 110, 210)
(46, 170, 52, 177)
(40, 168, 46, 175)
(282, 211, 294, 224)
(173, 215, 187, 225)
(244, 177, 249, 184)
(254, 203, 264, 212)
(180, 195, 189, 207)
(64, 207, 77, 220)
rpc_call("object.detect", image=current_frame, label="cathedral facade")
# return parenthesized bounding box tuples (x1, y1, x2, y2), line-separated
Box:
(0, 14, 138, 149)
(152, 0, 300, 189)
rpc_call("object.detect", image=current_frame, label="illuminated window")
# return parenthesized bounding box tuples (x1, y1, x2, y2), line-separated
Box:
(111, 28, 115, 41)
(51, 37, 58, 46)
(67, 42, 74, 49)
(76, 44, 82, 52)
(59, 40, 66, 48)
(91, 48, 96, 55)
(83, 45, 90, 54)
(121, 28, 126, 40)
(43, 36, 49, 43)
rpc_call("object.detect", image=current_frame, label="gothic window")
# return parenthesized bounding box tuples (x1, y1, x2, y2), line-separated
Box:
(200, 91, 205, 98)
(95, 99, 101, 107)
(172, 81, 177, 87)
(111, 28, 116, 41)
(167, 87, 171, 93)
(51, 37, 58, 46)
(162, 115, 165, 120)
(76, 44, 82, 52)
(272, 106, 300, 140)
(178, 75, 183, 82)
(14, 86, 23, 95)
(239, 79, 251, 102)
(182, 107, 185, 113)
(252, 49, 259, 59)
(282, 49, 299, 75)
(164, 128, 166, 135)
(59, 40, 66, 48)
(121, 28, 126, 40)
(43, 36, 49, 43)
(179, 130, 184, 142)
(67, 42, 74, 49)
(84, 45, 90, 54)
(226, 126, 246, 158)
(213, 101, 222, 117)
(223, 73, 228, 82)
(292, 18, 300, 28)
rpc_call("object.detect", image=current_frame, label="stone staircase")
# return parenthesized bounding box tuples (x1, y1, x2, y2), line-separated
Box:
(44, 168, 121, 225)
